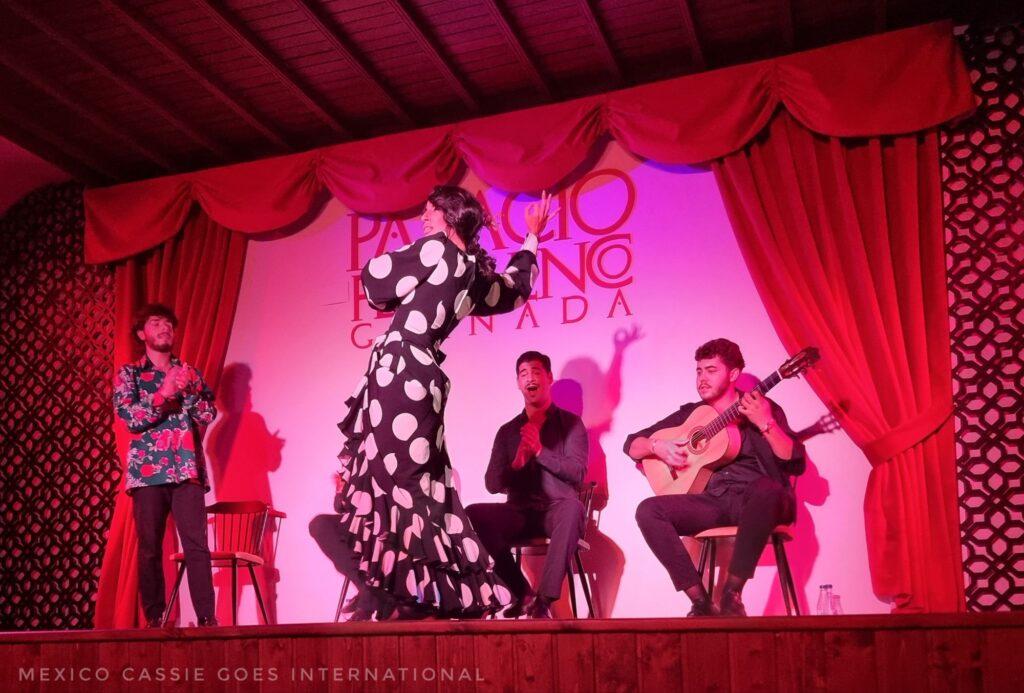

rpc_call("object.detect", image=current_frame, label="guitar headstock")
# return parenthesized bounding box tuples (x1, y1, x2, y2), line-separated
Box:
(780, 347, 820, 379)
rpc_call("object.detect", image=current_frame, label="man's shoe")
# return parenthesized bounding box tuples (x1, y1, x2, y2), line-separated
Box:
(502, 593, 534, 619)
(196, 616, 219, 627)
(525, 596, 553, 619)
(718, 590, 747, 617)
(686, 597, 720, 618)
(144, 617, 164, 629)
(340, 595, 361, 615)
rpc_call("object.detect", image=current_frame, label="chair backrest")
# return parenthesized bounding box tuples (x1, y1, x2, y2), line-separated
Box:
(207, 501, 270, 555)
(579, 482, 597, 522)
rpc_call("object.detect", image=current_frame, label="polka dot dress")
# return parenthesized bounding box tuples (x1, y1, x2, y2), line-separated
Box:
(336, 234, 537, 616)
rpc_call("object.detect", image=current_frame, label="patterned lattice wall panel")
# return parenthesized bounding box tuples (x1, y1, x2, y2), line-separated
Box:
(0, 182, 118, 629)
(942, 23, 1024, 611)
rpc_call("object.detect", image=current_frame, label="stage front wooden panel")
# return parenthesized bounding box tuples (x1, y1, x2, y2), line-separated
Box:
(2, 614, 1023, 692)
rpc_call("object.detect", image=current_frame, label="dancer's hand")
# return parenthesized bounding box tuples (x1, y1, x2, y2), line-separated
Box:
(525, 191, 556, 237)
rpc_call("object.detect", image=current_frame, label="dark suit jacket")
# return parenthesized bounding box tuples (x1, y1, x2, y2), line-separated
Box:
(486, 404, 589, 508)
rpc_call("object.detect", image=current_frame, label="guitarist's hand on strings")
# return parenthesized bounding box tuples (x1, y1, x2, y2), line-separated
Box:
(652, 438, 689, 469)
(738, 390, 774, 431)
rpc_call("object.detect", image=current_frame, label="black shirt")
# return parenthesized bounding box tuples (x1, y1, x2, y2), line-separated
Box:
(486, 404, 589, 508)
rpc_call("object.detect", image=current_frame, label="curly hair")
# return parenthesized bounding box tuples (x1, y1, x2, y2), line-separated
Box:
(427, 185, 497, 276)
(132, 303, 178, 337)
(694, 338, 745, 371)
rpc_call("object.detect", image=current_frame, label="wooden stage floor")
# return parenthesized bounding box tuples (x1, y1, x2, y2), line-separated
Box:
(2, 613, 1023, 692)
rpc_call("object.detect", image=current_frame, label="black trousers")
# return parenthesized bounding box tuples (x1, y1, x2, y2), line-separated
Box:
(466, 498, 585, 601)
(634, 476, 795, 592)
(132, 482, 214, 622)
(308, 514, 362, 584)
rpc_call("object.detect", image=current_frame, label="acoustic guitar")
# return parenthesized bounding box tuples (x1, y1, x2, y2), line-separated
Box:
(640, 347, 820, 496)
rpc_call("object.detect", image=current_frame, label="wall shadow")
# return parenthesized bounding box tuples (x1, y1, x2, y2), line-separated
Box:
(542, 325, 642, 617)
(206, 362, 285, 624)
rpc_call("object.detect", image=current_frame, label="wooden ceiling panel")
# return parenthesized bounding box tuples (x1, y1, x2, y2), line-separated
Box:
(0, 0, 960, 183)
(417, 0, 492, 23)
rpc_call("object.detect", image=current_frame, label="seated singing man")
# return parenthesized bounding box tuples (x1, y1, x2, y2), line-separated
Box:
(466, 351, 589, 619)
(624, 338, 805, 617)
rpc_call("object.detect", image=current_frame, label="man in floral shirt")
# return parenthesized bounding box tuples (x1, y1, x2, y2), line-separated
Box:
(114, 303, 218, 627)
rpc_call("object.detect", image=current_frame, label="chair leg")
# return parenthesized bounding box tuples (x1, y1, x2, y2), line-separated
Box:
(771, 537, 793, 616)
(574, 551, 596, 618)
(247, 564, 270, 625)
(707, 540, 718, 597)
(775, 539, 800, 616)
(697, 540, 709, 586)
(566, 559, 578, 619)
(334, 577, 351, 623)
(161, 563, 187, 626)
(231, 559, 238, 626)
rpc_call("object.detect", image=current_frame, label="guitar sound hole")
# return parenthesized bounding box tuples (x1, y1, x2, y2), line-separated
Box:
(689, 430, 707, 454)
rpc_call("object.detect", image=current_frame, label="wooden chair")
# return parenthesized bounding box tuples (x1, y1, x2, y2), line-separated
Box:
(694, 524, 801, 615)
(163, 500, 272, 626)
(512, 481, 598, 618)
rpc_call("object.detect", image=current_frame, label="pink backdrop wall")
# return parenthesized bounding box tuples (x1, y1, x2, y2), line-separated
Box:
(189, 143, 887, 623)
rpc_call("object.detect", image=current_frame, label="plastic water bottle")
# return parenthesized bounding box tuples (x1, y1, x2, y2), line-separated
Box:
(816, 584, 833, 615)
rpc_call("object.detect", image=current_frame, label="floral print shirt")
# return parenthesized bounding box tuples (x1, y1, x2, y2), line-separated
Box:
(113, 355, 217, 493)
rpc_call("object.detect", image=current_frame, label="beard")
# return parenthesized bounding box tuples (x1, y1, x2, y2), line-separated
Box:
(698, 383, 727, 403)
(147, 337, 173, 352)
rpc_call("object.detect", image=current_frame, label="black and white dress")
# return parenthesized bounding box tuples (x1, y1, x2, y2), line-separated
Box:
(337, 233, 537, 616)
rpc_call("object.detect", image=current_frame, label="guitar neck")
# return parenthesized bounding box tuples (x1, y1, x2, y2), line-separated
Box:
(704, 371, 782, 437)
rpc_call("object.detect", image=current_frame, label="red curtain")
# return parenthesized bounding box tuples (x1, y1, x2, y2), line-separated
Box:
(94, 211, 247, 628)
(83, 22, 974, 264)
(713, 113, 964, 612)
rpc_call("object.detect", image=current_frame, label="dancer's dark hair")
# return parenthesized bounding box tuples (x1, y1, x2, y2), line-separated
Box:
(427, 185, 497, 276)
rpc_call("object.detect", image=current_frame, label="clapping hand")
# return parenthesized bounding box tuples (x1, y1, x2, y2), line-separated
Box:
(520, 421, 542, 456)
(157, 365, 188, 400)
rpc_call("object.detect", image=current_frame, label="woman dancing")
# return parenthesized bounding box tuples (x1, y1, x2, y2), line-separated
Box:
(336, 185, 553, 619)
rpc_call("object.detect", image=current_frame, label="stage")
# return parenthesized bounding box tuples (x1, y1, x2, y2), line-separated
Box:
(3, 613, 1023, 692)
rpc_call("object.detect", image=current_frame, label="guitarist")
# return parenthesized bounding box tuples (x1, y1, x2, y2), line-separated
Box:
(624, 338, 805, 617)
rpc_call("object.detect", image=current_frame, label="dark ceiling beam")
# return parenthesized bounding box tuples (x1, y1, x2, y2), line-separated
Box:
(675, 0, 706, 70)
(384, 0, 479, 112)
(778, 0, 795, 52)
(288, 0, 415, 127)
(0, 102, 116, 185)
(7, 0, 230, 161)
(873, 0, 888, 31)
(194, 0, 353, 139)
(102, 0, 293, 153)
(576, 0, 624, 84)
(479, 0, 553, 99)
(0, 46, 175, 173)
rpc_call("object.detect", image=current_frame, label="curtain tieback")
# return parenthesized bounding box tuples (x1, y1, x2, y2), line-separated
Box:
(861, 397, 954, 467)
